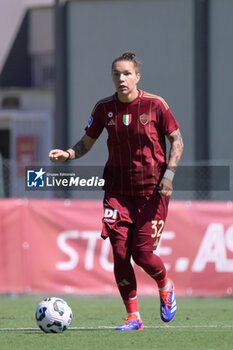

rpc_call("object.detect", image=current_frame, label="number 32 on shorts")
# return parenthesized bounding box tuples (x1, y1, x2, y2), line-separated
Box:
(151, 220, 165, 247)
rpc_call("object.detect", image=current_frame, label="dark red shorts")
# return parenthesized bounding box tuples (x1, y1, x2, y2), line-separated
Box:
(101, 193, 169, 251)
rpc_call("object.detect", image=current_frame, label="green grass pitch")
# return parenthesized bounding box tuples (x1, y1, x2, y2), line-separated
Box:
(0, 296, 232, 350)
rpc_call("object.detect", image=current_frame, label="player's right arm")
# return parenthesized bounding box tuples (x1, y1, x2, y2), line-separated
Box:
(49, 134, 96, 163)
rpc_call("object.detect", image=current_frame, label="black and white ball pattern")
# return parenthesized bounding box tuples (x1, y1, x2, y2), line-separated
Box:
(35, 297, 72, 333)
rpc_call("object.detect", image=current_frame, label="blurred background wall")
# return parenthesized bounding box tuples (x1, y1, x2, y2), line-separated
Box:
(67, 0, 194, 165)
(0, 0, 53, 73)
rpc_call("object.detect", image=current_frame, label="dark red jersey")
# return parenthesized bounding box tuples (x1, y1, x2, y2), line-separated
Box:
(85, 90, 179, 196)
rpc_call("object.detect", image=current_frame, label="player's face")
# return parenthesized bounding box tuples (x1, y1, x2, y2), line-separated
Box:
(112, 61, 140, 102)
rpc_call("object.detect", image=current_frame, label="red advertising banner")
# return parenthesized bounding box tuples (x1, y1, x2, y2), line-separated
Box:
(0, 199, 232, 296)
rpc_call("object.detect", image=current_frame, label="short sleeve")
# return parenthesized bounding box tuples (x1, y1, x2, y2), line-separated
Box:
(158, 100, 179, 135)
(85, 102, 105, 139)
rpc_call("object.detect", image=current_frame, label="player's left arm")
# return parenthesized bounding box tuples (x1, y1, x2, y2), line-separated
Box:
(159, 128, 184, 197)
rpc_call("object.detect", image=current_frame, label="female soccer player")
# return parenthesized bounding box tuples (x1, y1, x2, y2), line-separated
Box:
(49, 52, 184, 330)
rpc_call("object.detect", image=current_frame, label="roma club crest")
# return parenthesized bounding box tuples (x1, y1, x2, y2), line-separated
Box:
(139, 114, 149, 125)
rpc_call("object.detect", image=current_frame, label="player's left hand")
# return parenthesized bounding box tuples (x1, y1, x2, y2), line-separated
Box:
(158, 177, 173, 197)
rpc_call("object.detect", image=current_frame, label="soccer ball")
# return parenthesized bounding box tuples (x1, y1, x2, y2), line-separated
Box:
(35, 297, 73, 333)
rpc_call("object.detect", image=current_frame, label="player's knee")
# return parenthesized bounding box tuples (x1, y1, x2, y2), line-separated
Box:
(111, 241, 130, 264)
(113, 249, 128, 263)
(132, 249, 148, 267)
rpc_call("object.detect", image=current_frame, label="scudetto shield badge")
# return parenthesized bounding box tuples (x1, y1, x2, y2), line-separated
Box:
(123, 114, 132, 126)
(139, 114, 149, 125)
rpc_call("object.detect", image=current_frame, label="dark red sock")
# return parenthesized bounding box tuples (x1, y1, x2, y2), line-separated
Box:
(156, 276, 169, 289)
(111, 238, 137, 300)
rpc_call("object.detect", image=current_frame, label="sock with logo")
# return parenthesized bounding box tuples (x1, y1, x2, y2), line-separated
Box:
(111, 237, 137, 301)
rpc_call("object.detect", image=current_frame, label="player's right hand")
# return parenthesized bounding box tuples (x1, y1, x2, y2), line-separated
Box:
(49, 149, 69, 163)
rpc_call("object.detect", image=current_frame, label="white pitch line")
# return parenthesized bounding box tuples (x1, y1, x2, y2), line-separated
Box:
(0, 325, 233, 331)
(71, 325, 233, 329)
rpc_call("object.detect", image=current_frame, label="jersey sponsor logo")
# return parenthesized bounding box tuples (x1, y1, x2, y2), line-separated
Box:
(103, 208, 118, 223)
(108, 112, 113, 118)
(139, 114, 149, 125)
(123, 114, 132, 126)
(87, 116, 93, 128)
(107, 119, 115, 126)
